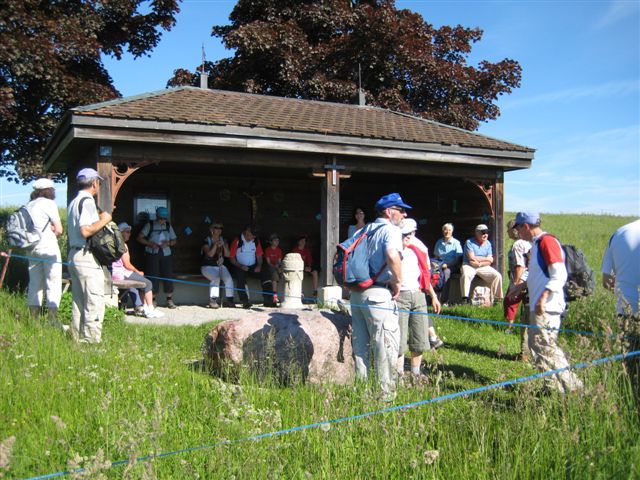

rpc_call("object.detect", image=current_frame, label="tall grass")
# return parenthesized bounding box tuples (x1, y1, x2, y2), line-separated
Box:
(1, 212, 638, 478)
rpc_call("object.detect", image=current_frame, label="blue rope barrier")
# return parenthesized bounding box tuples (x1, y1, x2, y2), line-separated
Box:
(24, 349, 640, 480)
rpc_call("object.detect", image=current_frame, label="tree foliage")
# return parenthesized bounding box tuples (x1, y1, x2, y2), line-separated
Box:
(0, 0, 180, 183)
(168, 0, 521, 132)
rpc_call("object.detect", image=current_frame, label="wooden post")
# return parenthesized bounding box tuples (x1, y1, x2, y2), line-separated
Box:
(96, 145, 113, 213)
(320, 158, 342, 286)
(0, 249, 12, 290)
(494, 172, 505, 276)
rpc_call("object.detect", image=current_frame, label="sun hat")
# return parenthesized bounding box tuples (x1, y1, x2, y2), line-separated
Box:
(475, 224, 489, 232)
(33, 178, 54, 190)
(401, 218, 418, 235)
(156, 207, 169, 219)
(117, 222, 132, 232)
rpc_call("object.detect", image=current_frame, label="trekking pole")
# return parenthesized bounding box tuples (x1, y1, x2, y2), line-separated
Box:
(0, 249, 12, 290)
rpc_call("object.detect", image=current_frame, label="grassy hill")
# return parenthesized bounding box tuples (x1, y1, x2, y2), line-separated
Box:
(0, 211, 638, 478)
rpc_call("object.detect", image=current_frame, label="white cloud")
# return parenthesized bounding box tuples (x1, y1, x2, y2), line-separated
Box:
(501, 80, 639, 110)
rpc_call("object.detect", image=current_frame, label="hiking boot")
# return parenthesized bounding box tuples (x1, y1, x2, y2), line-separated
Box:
(222, 298, 236, 308)
(430, 337, 444, 349)
(242, 301, 251, 309)
(208, 298, 220, 309)
(134, 306, 145, 317)
(166, 299, 177, 309)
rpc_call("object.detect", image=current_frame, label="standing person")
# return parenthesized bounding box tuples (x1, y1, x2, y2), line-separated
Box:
(25, 178, 63, 328)
(347, 206, 367, 238)
(229, 225, 274, 308)
(137, 206, 177, 308)
(291, 235, 319, 300)
(67, 168, 112, 343)
(111, 223, 164, 318)
(201, 222, 235, 309)
(460, 224, 503, 304)
(264, 233, 283, 305)
(433, 222, 463, 303)
(513, 211, 583, 393)
(601, 219, 640, 399)
(350, 192, 408, 402)
(504, 219, 532, 327)
(396, 219, 442, 378)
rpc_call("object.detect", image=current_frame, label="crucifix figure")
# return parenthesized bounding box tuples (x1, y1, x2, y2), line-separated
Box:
(243, 190, 263, 221)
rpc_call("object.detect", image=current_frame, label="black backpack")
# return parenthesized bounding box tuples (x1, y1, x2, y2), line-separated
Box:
(78, 198, 126, 266)
(536, 234, 595, 301)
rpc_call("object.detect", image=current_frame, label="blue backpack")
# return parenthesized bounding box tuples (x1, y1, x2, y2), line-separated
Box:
(333, 224, 385, 290)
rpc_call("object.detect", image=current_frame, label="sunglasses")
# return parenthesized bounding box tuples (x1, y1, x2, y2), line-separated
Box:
(389, 206, 406, 214)
(212, 226, 223, 229)
(478, 230, 489, 234)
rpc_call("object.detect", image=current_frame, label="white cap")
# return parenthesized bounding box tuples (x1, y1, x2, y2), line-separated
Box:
(117, 222, 132, 232)
(33, 178, 54, 190)
(401, 218, 418, 235)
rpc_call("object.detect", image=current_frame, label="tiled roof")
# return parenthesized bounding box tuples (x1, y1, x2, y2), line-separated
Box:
(73, 87, 533, 153)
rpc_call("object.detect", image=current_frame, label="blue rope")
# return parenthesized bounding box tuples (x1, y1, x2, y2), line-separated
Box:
(24, 349, 640, 480)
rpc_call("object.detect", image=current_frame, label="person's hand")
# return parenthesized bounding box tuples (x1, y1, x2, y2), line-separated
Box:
(304, 266, 311, 272)
(442, 263, 447, 270)
(99, 211, 111, 222)
(255, 266, 261, 273)
(242, 265, 249, 272)
(389, 281, 401, 299)
(431, 296, 442, 314)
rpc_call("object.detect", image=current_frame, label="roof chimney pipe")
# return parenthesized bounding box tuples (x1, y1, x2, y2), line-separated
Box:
(358, 89, 366, 106)
(200, 72, 209, 89)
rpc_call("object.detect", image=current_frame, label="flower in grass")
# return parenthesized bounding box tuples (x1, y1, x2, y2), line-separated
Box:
(51, 415, 67, 430)
(320, 422, 331, 433)
(423, 450, 439, 465)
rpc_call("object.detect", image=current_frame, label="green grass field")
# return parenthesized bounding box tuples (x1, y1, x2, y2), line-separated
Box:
(1, 211, 638, 479)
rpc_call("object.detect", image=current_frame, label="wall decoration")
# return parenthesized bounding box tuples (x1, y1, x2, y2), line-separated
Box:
(204, 216, 212, 224)
(184, 226, 193, 236)
(219, 189, 231, 202)
(243, 190, 263, 220)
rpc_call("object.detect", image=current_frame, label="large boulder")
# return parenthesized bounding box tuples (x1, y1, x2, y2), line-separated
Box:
(202, 309, 353, 385)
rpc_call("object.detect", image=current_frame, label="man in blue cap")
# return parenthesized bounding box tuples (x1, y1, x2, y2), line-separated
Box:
(350, 192, 408, 402)
(513, 211, 583, 393)
(67, 168, 112, 343)
(137, 206, 178, 308)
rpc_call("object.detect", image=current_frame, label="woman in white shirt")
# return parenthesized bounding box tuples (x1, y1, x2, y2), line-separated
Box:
(26, 179, 63, 327)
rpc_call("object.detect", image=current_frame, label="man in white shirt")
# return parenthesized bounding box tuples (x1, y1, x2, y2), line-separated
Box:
(67, 168, 112, 343)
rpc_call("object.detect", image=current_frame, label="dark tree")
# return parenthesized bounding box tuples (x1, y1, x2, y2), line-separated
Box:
(0, 0, 180, 182)
(168, 0, 521, 131)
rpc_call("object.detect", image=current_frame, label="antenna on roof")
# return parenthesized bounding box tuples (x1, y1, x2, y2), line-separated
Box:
(200, 43, 209, 89)
(358, 63, 366, 106)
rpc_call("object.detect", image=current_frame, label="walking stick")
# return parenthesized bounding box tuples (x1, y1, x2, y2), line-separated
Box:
(0, 249, 12, 290)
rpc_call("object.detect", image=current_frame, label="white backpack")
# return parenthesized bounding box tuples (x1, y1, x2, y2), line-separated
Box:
(471, 286, 492, 307)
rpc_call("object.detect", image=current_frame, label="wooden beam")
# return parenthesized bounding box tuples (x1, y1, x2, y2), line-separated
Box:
(320, 161, 341, 286)
(494, 174, 505, 276)
(96, 145, 113, 214)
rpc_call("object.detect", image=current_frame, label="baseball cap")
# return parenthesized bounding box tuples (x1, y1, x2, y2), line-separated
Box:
(475, 224, 489, 232)
(513, 212, 540, 227)
(33, 178, 54, 190)
(401, 218, 418, 235)
(76, 168, 104, 182)
(117, 222, 132, 232)
(156, 207, 169, 219)
(374, 193, 412, 211)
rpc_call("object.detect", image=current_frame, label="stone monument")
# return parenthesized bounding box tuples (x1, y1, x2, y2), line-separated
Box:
(281, 253, 305, 308)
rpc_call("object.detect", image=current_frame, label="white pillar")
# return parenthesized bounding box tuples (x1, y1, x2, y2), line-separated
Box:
(281, 253, 304, 309)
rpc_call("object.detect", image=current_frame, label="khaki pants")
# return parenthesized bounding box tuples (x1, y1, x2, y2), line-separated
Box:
(460, 265, 503, 301)
(529, 311, 583, 393)
(351, 287, 400, 400)
(69, 249, 106, 344)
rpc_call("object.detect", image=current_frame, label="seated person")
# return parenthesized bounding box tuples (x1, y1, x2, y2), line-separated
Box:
(290, 235, 319, 300)
(347, 206, 367, 238)
(264, 233, 283, 304)
(229, 225, 275, 308)
(201, 222, 235, 309)
(433, 222, 463, 303)
(460, 224, 503, 304)
(112, 223, 164, 319)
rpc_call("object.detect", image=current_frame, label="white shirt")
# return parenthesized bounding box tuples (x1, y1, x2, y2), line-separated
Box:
(602, 219, 640, 315)
(400, 246, 421, 292)
(26, 197, 60, 256)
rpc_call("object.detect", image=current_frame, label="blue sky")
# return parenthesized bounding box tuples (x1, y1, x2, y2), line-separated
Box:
(1, 0, 638, 216)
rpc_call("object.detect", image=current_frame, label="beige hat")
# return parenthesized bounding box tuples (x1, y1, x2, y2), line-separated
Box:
(33, 178, 54, 190)
(475, 224, 489, 232)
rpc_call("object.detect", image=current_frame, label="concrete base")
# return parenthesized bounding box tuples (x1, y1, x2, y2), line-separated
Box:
(317, 286, 343, 309)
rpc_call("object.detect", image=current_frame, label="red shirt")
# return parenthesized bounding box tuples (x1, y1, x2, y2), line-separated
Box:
(291, 246, 312, 268)
(264, 246, 283, 266)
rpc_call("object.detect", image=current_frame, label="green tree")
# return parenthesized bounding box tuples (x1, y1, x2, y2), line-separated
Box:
(168, 0, 521, 131)
(0, 0, 181, 182)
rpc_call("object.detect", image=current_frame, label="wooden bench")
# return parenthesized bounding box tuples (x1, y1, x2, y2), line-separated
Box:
(62, 274, 146, 308)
